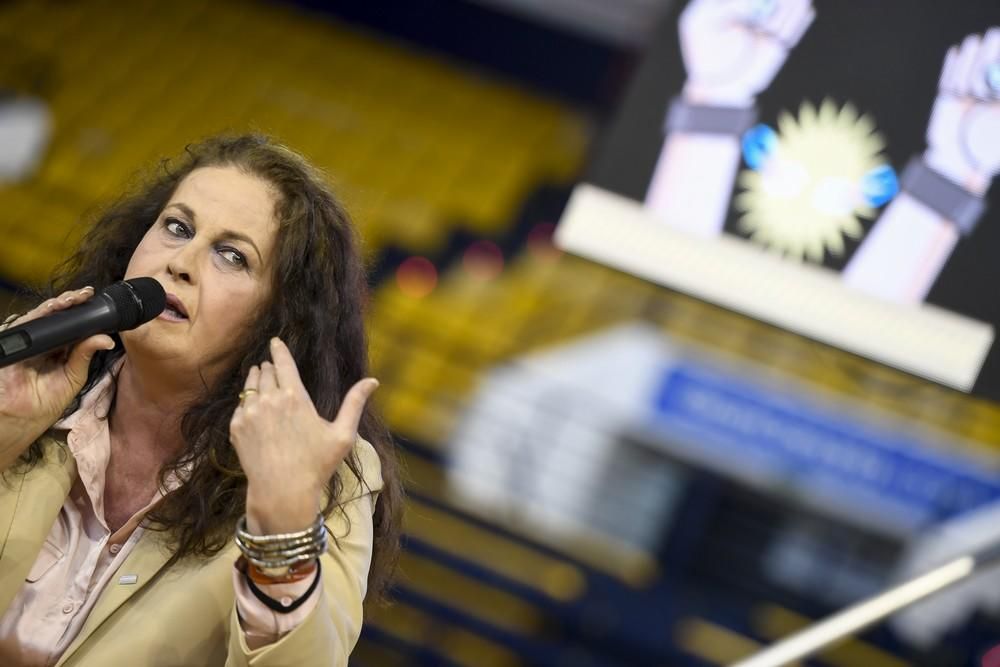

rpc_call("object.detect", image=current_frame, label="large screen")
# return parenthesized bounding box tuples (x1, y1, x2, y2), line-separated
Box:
(557, 0, 1000, 399)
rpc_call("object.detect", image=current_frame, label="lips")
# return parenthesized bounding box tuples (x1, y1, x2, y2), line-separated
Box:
(164, 293, 189, 319)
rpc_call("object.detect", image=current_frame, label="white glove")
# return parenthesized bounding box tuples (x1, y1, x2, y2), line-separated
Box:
(679, 0, 815, 107)
(925, 28, 1000, 196)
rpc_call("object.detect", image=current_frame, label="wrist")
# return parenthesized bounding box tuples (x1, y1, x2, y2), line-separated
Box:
(901, 156, 987, 237)
(682, 81, 756, 109)
(245, 489, 322, 535)
(923, 147, 989, 197)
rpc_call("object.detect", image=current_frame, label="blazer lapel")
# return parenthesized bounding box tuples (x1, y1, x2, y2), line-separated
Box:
(0, 439, 76, 614)
(57, 524, 174, 666)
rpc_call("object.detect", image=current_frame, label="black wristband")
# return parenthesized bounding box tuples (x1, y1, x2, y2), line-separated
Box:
(901, 157, 986, 236)
(244, 560, 322, 614)
(665, 96, 759, 136)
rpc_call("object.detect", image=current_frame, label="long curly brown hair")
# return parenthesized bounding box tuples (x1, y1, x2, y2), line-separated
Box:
(16, 134, 402, 601)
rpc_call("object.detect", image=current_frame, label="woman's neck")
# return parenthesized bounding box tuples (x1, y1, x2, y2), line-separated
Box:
(109, 356, 192, 466)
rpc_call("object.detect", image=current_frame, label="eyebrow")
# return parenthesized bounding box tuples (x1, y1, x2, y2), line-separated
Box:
(166, 203, 264, 264)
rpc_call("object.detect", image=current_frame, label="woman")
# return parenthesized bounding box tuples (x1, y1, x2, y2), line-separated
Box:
(0, 134, 402, 666)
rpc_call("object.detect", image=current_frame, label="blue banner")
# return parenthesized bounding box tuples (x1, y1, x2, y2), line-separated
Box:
(651, 363, 1000, 524)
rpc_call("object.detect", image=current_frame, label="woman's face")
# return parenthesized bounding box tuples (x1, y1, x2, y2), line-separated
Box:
(123, 165, 279, 381)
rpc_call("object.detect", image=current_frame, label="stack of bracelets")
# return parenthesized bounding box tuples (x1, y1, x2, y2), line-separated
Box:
(235, 513, 328, 613)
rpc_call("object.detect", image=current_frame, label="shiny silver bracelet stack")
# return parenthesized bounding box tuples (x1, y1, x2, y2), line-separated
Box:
(234, 513, 328, 577)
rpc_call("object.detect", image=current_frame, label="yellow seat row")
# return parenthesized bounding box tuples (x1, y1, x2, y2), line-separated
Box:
(369, 245, 1000, 455)
(0, 0, 588, 285)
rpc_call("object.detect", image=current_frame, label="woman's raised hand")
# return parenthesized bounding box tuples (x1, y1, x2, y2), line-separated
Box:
(0, 287, 116, 467)
(229, 337, 379, 535)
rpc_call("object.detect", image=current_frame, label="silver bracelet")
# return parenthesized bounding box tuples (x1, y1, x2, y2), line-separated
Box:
(235, 514, 325, 546)
(238, 541, 326, 561)
(238, 531, 324, 553)
(234, 514, 327, 575)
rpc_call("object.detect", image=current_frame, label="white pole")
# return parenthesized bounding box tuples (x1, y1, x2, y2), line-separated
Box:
(730, 555, 976, 667)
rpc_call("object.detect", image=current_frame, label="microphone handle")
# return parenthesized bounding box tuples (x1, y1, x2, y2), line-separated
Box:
(0, 295, 119, 369)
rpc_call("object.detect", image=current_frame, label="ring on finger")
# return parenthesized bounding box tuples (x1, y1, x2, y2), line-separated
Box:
(238, 388, 259, 402)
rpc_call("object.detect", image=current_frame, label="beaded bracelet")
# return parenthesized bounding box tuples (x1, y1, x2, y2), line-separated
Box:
(237, 557, 322, 613)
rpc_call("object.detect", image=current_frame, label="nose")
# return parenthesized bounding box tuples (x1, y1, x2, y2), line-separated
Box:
(166, 243, 198, 284)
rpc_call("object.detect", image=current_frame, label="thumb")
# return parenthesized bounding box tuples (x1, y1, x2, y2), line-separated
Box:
(64, 335, 115, 389)
(330, 378, 379, 440)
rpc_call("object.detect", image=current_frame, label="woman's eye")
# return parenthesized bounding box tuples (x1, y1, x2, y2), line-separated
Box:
(219, 248, 247, 268)
(165, 218, 191, 238)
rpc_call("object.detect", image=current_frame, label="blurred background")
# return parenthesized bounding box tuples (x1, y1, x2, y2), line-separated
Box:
(3, 0, 1000, 665)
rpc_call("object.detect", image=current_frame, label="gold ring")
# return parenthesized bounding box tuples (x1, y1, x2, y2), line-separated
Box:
(238, 388, 259, 401)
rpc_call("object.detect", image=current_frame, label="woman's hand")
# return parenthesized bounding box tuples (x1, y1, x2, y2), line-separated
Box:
(229, 337, 378, 534)
(0, 287, 115, 468)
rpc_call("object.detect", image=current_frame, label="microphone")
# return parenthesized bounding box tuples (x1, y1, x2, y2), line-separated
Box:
(0, 278, 166, 368)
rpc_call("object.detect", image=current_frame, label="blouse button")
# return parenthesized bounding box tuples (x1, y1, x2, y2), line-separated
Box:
(109, 543, 121, 554)
(62, 603, 74, 614)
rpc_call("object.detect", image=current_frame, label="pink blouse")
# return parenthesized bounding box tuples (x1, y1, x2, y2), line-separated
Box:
(0, 366, 320, 665)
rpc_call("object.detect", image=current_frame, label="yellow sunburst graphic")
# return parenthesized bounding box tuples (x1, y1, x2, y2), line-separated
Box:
(734, 99, 888, 262)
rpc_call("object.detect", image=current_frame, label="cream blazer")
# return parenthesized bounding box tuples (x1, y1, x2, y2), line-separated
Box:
(0, 434, 383, 666)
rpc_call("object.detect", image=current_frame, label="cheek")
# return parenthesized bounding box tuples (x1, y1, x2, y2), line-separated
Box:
(198, 287, 266, 332)
(124, 234, 161, 278)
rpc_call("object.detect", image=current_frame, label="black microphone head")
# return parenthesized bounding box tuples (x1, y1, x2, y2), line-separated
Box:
(103, 278, 166, 330)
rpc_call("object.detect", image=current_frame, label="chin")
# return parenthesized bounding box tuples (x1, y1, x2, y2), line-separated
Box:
(120, 326, 188, 361)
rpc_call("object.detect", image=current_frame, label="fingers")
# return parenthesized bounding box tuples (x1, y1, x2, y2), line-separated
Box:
(63, 334, 116, 389)
(751, 0, 811, 45)
(258, 361, 277, 394)
(239, 365, 261, 405)
(683, 0, 740, 26)
(940, 46, 959, 93)
(330, 378, 379, 442)
(780, 2, 814, 48)
(939, 29, 1000, 99)
(268, 337, 308, 398)
(970, 27, 1000, 100)
(9, 287, 96, 329)
(236, 339, 305, 411)
(244, 365, 261, 391)
(952, 34, 982, 97)
(755, 0, 789, 33)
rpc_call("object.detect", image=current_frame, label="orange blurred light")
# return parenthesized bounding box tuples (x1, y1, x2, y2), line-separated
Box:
(396, 256, 438, 298)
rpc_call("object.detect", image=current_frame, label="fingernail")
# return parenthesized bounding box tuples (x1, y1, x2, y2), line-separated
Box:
(82, 286, 95, 293)
(367, 378, 380, 392)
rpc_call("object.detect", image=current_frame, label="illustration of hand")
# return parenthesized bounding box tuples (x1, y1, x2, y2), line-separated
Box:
(679, 0, 815, 107)
(925, 28, 1000, 196)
